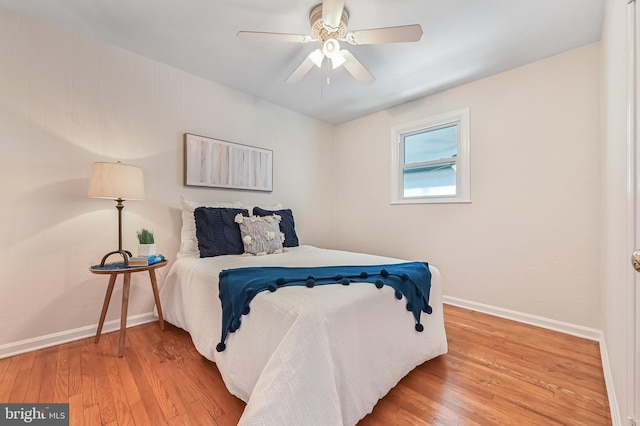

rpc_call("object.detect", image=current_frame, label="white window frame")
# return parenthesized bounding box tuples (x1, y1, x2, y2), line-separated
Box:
(390, 107, 470, 204)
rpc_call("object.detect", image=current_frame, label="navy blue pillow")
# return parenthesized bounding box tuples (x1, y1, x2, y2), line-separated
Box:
(194, 207, 249, 257)
(252, 207, 299, 247)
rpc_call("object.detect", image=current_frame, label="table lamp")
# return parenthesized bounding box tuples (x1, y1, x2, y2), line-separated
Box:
(88, 161, 145, 266)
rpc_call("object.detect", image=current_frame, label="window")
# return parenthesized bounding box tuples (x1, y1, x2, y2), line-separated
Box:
(391, 108, 470, 204)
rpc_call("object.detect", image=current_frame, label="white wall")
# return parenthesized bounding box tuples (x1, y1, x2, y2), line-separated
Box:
(0, 6, 334, 351)
(332, 44, 602, 329)
(601, 0, 632, 422)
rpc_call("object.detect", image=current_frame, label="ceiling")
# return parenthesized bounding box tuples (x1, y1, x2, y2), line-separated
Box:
(0, 0, 604, 125)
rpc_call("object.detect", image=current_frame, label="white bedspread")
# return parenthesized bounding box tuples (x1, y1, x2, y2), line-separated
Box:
(159, 245, 448, 425)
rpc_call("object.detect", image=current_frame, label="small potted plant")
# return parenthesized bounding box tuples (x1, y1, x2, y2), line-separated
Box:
(136, 228, 156, 256)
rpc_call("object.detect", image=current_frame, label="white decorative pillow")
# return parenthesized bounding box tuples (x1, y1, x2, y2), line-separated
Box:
(252, 203, 283, 212)
(235, 214, 285, 256)
(178, 197, 248, 258)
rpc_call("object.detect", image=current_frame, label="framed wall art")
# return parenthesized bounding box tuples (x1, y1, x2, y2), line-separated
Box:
(184, 133, 273, 192)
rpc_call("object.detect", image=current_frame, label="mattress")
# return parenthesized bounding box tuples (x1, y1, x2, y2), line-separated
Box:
(159, 245, 448, 425)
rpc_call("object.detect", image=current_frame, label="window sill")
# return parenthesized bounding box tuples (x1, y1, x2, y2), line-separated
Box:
(390, 198, 472, 205)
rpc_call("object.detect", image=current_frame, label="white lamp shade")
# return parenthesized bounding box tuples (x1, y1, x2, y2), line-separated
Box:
(88, 161, 145, 200)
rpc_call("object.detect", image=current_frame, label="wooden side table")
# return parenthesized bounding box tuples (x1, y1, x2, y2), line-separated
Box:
(90, 260, 168, 357)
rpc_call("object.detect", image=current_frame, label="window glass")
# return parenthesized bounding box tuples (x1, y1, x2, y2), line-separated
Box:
(404, 125, 457, 164)
(403, 162, 456, 198)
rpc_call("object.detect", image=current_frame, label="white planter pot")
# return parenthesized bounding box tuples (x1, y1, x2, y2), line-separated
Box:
(138, 243, 156, 257)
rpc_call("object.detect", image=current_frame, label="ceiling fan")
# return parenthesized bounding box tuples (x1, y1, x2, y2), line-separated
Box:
(237, 0, 423, 85)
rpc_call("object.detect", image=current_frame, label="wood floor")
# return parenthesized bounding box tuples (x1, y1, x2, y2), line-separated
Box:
(0, 304, 611, 425)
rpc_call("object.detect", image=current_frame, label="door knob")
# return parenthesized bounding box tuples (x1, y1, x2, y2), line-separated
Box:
(633, 250, 640, 272)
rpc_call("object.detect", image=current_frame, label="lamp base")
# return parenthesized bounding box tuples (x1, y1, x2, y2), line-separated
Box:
(100, 249, 133, 267)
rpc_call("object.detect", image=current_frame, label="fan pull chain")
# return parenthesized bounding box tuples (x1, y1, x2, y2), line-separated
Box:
(320, 66, 324, 100)
(320, 56, 333, 99)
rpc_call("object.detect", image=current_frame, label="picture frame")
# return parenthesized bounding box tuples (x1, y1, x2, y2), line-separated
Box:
(184, 133, 273, 192)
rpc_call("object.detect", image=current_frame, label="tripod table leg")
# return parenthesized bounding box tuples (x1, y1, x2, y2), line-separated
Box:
(95, 273, 117, 343)
(118, 272, 131, 357)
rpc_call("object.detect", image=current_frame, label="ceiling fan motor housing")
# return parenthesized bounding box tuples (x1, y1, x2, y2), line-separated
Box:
(310, 4, 349, 42)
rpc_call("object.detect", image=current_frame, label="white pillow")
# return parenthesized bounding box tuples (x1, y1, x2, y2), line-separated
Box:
(251, 203, 284, 214)
(178, 196, 248, 258)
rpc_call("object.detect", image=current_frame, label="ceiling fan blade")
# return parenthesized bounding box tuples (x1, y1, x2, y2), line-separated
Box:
(286, 50, 322, 84)
(322, 0, 345, 32)
(340, 50, 375, 85)
(346, 24, 423, 45)
(237, 31, 312, 43)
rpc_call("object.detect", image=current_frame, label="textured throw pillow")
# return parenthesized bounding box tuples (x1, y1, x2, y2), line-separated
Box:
(252, 207, 299, 247)
(235, 214, 285, 256)
(178, 197, 248, 258)
(194, 207, 249, 257)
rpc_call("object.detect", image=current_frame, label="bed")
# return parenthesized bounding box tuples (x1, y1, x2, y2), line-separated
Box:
(158, 200, 448, 425)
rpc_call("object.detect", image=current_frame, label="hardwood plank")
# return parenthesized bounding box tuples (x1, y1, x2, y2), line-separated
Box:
(112, 342, 152, 426)
(443, 311, 610, 418)
(185, 399, 217, 426)
(445, 307, 603, 367)
(177, 348, 241, 420)
(38, 345, 59, 403)
(54, 343, 70, 403)
(166, 413, 191, 426)
(408, 366, 556, 426)
(443, 343, 609, 420)
(79, 337, 98, 409)
(371, 380, 477, 426)
(67, 340, 82, 397)
(416, 354, 587, 425)
(6, 351, 36, 402)
(445, 319, 598, 377)
(126, 328, 183, 422)
(91, 334, 119, 424)
(121, 348, 169, 425)
(0, 355, 10, 382)
(69, 393, 84, 426)
(100, 332, 137, 426)
(20, 347, 47, 402)
(0, 356, 21, 401)
(82, 404, 101, 425)
(0, 304, 611, 425)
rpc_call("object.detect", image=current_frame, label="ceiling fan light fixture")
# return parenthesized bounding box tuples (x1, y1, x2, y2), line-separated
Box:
(309, 49, 324, 68)
(322, 39, 340, 58)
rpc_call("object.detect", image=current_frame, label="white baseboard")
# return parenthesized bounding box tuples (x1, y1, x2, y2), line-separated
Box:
(0, 312, 158, 360)
(443, 295, 602, 340)
(598, 338, 622, 426)
(443, 295, 621, 426)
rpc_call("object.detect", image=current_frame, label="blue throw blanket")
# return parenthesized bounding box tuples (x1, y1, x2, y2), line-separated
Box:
(216, 262, 433, 352)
